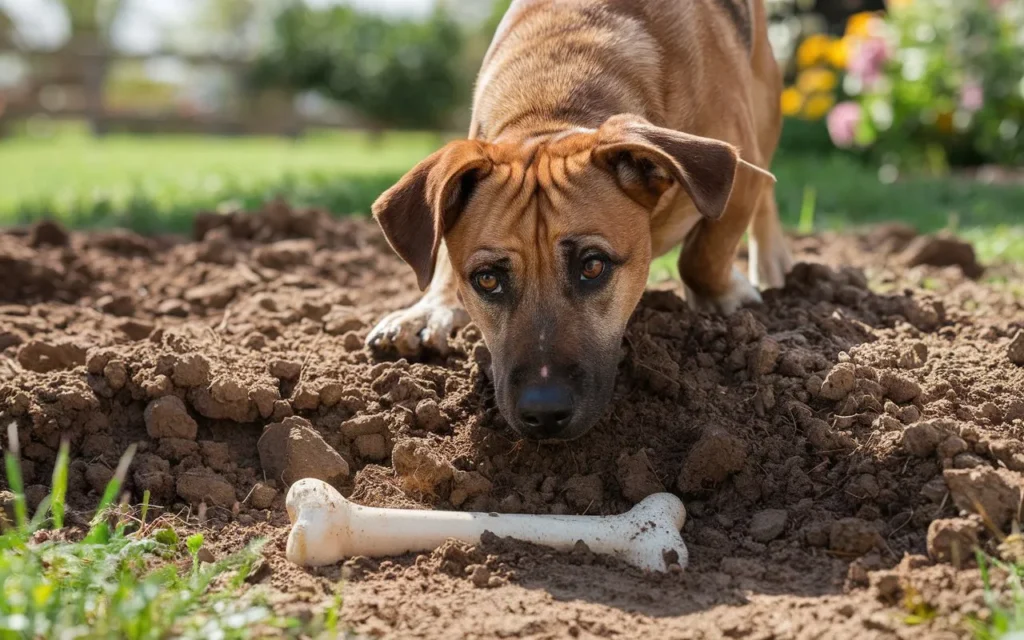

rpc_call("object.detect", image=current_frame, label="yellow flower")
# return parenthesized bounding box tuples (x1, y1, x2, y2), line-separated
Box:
(780, 87, 804, 117)
(803, 93, 836, 120)
(827, 37, 852, 69)
(845, 12, 880, 38)
(797, 68, 838, 94)
(796, 34, 833, 69)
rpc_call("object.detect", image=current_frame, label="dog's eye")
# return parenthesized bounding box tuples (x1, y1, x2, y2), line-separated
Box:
(580, 257, 607, 281)
(473, 271, 503, 295)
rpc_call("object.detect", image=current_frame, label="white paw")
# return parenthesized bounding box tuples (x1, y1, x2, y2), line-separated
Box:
(749, 234, 793, 290)
(366, 296, 470, 357)
(685, 267, 763, 315)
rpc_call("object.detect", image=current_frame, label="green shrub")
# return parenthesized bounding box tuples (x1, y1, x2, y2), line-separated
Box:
(825, 0, 1024, 170)
(250, 5, 468, 131)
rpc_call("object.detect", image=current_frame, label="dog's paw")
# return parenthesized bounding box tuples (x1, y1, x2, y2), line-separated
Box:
(685, 267, 763, 315)
(366, 297, 470, 357)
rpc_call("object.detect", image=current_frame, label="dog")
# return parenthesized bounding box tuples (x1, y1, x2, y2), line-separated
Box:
(367, 0, 792, 441)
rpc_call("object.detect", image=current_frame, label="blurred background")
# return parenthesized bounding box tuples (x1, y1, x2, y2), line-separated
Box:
(0, 0, 1021, 264)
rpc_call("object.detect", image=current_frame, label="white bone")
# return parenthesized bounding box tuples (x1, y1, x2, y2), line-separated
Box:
(285, 478, 688, 572)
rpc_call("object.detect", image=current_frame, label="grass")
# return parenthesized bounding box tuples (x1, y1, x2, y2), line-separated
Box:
(0, 423, 342, 639)
(971, 553, 1024, 639)
(0, 129, 1022, 262)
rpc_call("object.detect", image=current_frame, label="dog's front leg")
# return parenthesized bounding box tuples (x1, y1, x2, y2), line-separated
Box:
(366, 243, 469, 357)
(678, 186, 764, 315)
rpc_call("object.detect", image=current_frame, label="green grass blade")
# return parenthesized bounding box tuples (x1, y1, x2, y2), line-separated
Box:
(86, 443, 137, 543)
(4, 423, 28, 531)
(140, 489, 151, 529)
(798, 185, 817, 235)
(49, 441, 71, 530)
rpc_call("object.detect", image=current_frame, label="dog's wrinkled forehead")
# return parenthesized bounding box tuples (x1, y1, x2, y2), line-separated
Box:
(446, 133, 650, 262)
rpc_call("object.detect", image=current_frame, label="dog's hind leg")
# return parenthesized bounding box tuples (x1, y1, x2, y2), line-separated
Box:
(748, 189, 792, 290)
(366, 243, 469, 357)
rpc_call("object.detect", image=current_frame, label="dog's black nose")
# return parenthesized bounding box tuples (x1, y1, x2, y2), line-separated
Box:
(516, 383, 574, 437)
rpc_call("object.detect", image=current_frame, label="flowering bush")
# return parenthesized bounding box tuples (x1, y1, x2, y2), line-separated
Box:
(782, 0, 1024, 170)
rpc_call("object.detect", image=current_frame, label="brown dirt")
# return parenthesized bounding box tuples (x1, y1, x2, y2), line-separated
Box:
(2, 203, 1023, 639)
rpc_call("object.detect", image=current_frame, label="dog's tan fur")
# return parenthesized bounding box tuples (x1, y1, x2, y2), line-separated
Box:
(368, 0, 792, 439)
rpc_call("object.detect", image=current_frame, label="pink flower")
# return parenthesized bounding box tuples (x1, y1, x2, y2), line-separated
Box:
(960, 79, 984, 112)
(827, 101, 863, 148)
(848, 37, 889, 89)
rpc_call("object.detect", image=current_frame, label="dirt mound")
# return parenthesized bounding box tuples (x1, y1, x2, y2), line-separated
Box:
(2, 207, 1023, 638)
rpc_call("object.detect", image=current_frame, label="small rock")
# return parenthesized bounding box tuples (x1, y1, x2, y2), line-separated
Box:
(103, 360, 128, 391)
(84, 462, 113, 494)
(615, 451, 664, 504)
(157, 299, 190, 317)
(450, 471, 494, 508)
(748, 509, 788, 542)
(468, 564, 495, 589)
(990, 439, 1024, 472)
(902, 422, 945, 458)
(953, 453, 988, 469)
(96, 293, 135, 317)
(870, 572, 902, 603)
(920, 476, 948, 503)
(258, 416, 350, 488)
(253, 239, 316, 269)
(144, 396, 198, 440)
(829, 518, 881, 557)
(1009, 331, 1024, 367)
(415, 400, 448, 433)
(28, 219, 69, 247)
(269, 359, 302, 381)
(250, 482, 278, 509)
(900, 233, 983, 279)
(563, 474, 604, 511)
(677, 427, 748, 493)
(392, 439, 454, 497)
(341, 413, 387, 439)
(820, 363, 857, 401)
(172, 354, 211, 388)
(927, 518, 980, 567)
(176, 470, 236, 507)
(898, 342, 929, 370)
(354, 433, 388, 462)
(944, 467, 1023, 528)
(117, 320, 155, 341)
(846, 474, 880, 502)
(747, 338, 780, 378)
(937, 435, 969, 459)
(879, 371, 921, 403)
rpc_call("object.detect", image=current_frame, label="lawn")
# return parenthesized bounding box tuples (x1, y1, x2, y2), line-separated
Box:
(0, 128, 1022, 264)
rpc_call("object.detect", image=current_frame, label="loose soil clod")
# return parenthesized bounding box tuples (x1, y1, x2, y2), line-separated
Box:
(1, 210, 1023, 638)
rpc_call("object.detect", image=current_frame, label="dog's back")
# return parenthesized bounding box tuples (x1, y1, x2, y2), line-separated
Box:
(472, 0, 780, 152)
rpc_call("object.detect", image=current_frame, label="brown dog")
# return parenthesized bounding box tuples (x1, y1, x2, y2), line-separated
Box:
(368, 0, 792, 440)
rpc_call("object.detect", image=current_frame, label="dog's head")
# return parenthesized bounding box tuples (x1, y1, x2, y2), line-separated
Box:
(373, 115, 755, 440)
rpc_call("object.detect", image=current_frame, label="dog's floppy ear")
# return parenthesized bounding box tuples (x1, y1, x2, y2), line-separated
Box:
(594, 115, 773, 220)
(372, 141, 492, 291)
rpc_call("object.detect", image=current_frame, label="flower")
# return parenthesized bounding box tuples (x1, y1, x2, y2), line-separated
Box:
(796, 34, 833, 69)
(797, 68, 838, 94)
(780, 87, 803, 117)
(803, 94, 836, 120)
(827, 101, 862, 147)
(959, 79, 984, 113)
(847, 37, 889, 89)
(827, 37, 852, 69)
(845, 12, 882, 38)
